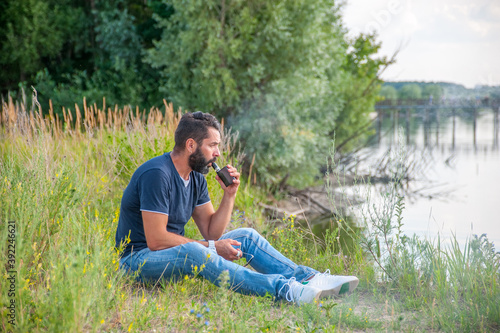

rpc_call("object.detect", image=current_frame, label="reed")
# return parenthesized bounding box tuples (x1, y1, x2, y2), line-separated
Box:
(326, 132, 500, 332)
(2, 94, 498, 332)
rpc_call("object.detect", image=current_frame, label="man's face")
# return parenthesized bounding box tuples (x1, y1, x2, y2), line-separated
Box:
(188, 128, 221, 174)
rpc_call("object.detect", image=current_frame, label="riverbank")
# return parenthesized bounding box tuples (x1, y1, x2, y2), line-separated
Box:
(1, 99, 499, 332)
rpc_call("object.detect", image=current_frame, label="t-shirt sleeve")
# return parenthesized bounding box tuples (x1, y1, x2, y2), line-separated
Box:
(196, 176, 211, 207)
(138, 169, 170, 215)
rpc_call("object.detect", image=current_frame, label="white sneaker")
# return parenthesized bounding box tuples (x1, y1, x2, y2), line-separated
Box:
(304, 270, 359, 298)
(281, 278, 321, 305)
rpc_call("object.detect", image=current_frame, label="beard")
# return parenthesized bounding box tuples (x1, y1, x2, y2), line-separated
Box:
(189, 147, 215, 174)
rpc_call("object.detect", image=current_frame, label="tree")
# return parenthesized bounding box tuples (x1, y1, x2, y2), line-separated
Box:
(379, 85, 398, 100)
(1, 0, 168, 112)
(422, 84, 443, 101)
(334, 33, 392, 152)
(0, 0, 85, 89)
(398, 84, 422, 100)
(146, 0, 389, 189)
(0, 0, 390, 190)
(145, 0, 346, 117)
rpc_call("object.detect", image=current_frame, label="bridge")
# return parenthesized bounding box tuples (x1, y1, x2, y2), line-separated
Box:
(375, 98, 500, 110)
(372, 98, 500, 150)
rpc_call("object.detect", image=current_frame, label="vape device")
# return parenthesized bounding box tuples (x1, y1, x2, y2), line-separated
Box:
(211, 162, 234, 187)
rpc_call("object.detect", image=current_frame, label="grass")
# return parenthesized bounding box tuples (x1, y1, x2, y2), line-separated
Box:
(1, 94, 499, 332)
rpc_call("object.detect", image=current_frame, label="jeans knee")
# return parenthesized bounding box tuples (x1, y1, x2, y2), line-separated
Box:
(238, 227, 259, 238)
(230, 228, 265, 244)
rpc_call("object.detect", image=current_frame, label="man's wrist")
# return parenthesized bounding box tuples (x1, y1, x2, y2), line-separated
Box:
(208, 240, 217, 253)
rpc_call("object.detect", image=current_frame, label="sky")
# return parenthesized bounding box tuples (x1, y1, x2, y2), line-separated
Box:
(341, 0, 500, 88)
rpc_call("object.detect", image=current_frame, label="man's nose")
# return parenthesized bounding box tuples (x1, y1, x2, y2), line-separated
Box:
(214, 147, 220, 157)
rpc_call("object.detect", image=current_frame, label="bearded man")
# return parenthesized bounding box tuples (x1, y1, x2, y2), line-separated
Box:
(115, 111, 359, 305)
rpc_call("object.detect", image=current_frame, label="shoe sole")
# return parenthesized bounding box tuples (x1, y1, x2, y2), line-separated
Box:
(317, 279, 359, 298)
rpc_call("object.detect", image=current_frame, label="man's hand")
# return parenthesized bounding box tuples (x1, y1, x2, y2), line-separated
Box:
(215, 239, 241, 261)
(215, 164, 240, 195)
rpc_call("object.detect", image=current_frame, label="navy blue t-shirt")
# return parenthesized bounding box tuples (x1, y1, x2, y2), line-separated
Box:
(115, 152, 211, 257)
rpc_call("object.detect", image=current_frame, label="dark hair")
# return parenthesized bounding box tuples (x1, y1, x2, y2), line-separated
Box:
(173, 111, 221, 151)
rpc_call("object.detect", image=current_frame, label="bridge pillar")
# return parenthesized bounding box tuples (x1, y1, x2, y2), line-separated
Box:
(406, 107, 410, 144)
(473, 107, 477, 150)
(436, 107, 440, 146)
(494, 106, 499, 149)
(452, 108, 456, 151)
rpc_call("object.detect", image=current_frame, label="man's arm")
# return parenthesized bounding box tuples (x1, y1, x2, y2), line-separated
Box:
(192, 164, 240, 240)
(142, 210, 241, 260)
(142, 211, 196, 250)
(143, 164, 241, 259)
(192, 194, 235, 241)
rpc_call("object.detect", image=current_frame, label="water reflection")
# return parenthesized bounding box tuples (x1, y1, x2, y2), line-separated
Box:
(296, 214, 361, 254)
(374, 107, 500, 152)
(366, 107, 500, 247)
(290, 107, 499, 250)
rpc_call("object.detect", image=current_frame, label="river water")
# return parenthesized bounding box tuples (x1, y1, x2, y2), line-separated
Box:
(349, 107, 500, 248)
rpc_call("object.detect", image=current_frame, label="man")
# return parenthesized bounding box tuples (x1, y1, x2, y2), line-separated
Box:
(115, 111, 359, 305)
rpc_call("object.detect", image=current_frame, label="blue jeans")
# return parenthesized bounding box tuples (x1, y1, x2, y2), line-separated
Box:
(119, 228, 318, 300)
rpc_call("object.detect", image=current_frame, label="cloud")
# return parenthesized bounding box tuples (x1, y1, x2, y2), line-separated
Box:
(411, 1, 500, 43)
(342, 0, 500, 87)
(342, 0, 418, 37)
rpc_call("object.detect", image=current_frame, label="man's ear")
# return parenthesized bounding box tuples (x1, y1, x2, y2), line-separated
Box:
(186, 138, 197, 153)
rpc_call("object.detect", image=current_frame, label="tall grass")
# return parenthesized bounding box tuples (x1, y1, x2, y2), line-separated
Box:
(0, 94, 264, 332)
(327, 133, 500, 332)
(2, 94, 366, 332)
(2, 93, 498, 332)
(0, 93, 185, 332)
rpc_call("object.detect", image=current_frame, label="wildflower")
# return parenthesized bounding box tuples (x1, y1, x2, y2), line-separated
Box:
(205, 320, 210, 326)
(190, 309, 195, 314)
(196, 313, 203, 318)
